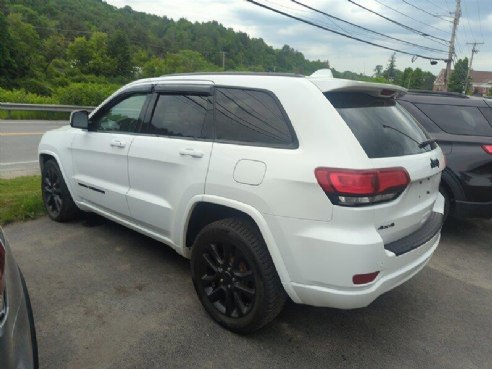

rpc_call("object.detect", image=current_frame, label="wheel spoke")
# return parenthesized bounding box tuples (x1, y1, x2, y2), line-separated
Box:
(234, 282, 255, 297)
(233, 269, 253, 280)
(54, 195, 62, 211)
(207, 286, 223, 303)
(233, 291, 247, 316)
(203, 253, 219, 272)
(209, 243, 223, 265)
(201, 273, 217, 285)
(224, 288, 234, 316)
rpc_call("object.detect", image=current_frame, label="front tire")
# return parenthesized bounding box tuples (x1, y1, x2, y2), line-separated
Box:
(191, 218, 287, 333)
(41, 159, 80, 222)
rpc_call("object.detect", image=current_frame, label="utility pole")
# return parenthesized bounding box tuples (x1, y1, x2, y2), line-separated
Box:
(443, 0, 461, 91)
(220, 51, 227, 70)
(463, 42, 484, 94)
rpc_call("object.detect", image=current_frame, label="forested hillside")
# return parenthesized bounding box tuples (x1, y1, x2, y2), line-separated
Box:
(0, 0, 327, 98)
(0, 0, 438, 110)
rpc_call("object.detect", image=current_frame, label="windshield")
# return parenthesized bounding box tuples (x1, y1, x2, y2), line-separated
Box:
(325, 92, 434, 159)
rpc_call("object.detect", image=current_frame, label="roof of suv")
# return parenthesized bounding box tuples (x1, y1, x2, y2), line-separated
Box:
(124, 72, 407, 97)
(400, 89, 492, 108)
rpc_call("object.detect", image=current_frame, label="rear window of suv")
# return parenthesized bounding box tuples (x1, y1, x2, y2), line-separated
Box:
(325, 92, 433, 158)
(416, 104, 492, 136)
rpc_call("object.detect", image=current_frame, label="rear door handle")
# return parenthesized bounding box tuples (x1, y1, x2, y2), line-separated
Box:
(110, 139, 126, 148)
(179, 148, 204, 158)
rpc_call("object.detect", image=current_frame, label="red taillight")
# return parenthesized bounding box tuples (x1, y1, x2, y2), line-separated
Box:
(315, 167, 410, 206)
(353, 271, 380, 285)
(482, 145, 492, 155)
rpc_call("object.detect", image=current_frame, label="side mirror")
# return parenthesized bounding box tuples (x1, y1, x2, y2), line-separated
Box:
(70, 110, 90, 129)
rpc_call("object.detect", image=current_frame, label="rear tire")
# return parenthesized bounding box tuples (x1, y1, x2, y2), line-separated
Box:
(191, 217, 287, 333)
(41, 159, 80, 222)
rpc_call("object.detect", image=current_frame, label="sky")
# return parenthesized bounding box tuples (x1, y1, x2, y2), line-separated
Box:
(105, 0, 491, 76)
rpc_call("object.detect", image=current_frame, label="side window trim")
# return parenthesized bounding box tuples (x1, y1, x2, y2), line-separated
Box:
(141, 90, 214, 140)
(212, 85, 299, 149)
(89, 89, 152, 134)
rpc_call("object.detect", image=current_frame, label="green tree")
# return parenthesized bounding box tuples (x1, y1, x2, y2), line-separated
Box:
(163, 50, 220, 74)
(449, 58, 469, 93)
(0, 9, 15, 87)
(108, 31, 134, 78)
(384, 53, 397, 81)
(67, 32, 114, 77)
(6, 12, 44, 83)
(43, 34, 67, 70)
(374, 65, 383, 77)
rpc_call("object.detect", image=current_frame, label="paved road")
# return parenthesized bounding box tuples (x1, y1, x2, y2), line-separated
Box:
(0, 120, 66, 178)
(5, 215, 492, 369)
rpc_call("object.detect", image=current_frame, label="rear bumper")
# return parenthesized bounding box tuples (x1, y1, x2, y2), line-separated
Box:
(454, 199, 492, 218)
(266, 206, 443, 309)
(289, 233, 439, 308)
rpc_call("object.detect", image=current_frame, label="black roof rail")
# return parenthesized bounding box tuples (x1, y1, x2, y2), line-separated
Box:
(161, 72, 305, 78)
(406, 89, 470, 99)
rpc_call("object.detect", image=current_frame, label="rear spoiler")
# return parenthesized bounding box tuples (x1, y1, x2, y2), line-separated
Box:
(307, 77, 407, 98)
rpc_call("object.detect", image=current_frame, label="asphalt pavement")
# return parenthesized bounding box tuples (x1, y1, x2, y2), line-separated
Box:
(5, 215, 492, 369)
(0, 120, 67, 178)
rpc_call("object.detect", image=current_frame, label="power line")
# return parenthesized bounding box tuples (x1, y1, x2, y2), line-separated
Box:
(422, 0, 449, 12)
(263, 0, 355, 37)
(346, 0, 450, 45)
(476, 0, 484, 42)
(260, 0, 399, 45)
(461, 0, 476, 44)
(245, 0, 447, 61)
(401, 0, 452, 22)
(372, 0, 449, 36)
(290, 0, 447, 54)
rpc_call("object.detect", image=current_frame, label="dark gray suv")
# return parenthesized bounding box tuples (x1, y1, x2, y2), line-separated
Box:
(0, 228, 38, 369)
(398, 91, 492, 219)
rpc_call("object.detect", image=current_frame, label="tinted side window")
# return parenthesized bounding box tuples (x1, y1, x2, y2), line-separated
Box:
(93, 94, 148, 133)
(215, 88, 294, 146)
(416, 104, 492, 136)
(149, 94, 211, 139)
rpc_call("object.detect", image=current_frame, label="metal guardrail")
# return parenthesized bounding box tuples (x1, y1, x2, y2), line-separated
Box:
(0, 102, 95, 115)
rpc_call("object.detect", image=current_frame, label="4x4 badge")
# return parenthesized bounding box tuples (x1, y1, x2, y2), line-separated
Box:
(430, 158, 440, 169)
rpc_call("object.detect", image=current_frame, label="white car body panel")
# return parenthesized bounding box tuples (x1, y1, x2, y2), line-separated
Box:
(127, 136, 214, 239)
(38, 73, 445, 309)
(71, 131, 135, 217)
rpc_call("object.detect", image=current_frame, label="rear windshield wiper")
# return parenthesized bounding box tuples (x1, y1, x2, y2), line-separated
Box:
(418, 138, 437, 149)
(382, 124, 435, 150)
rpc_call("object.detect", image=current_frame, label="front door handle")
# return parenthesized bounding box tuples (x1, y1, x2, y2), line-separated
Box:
(110, 139, 126, 148)
(179, 148, 204, 158)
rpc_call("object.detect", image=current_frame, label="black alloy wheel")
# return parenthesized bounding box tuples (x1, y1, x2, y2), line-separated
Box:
(43, 164, 63, 218)
(41, 159, 80, 222)
(191, 218, 286, 333)
(198, 241, 257, 318)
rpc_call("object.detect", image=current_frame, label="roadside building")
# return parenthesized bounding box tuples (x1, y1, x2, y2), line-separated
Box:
(433, 69, 492, 95)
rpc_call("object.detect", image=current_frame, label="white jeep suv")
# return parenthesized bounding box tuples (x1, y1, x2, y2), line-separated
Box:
(39, 72, 445, 332)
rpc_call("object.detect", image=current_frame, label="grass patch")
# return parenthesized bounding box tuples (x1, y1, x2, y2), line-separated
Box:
(0, 176, 45, 225)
